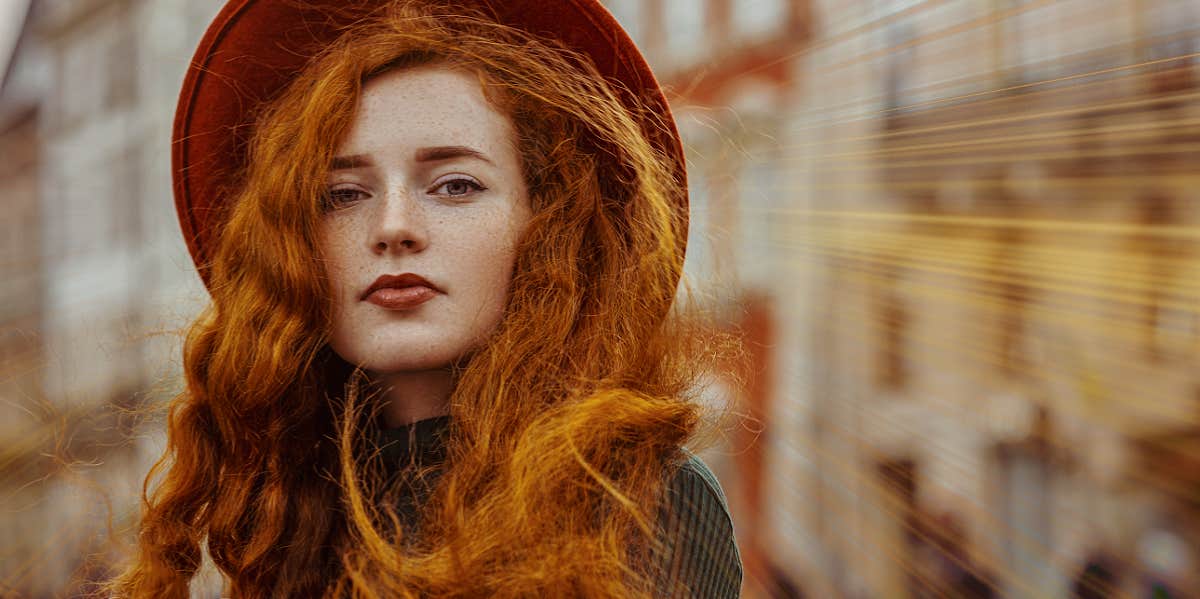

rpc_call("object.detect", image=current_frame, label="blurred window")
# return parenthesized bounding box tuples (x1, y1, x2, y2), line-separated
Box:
(58, 23, 105, 128)
(111, 145, 143, 246)
(1142, 0, 1198, 94)
(682, 164, 714, 285)
(870, 1, 999, 106)
(873, 271, 909, 391)
(604, 0, 642, 47)
(1002, 0, 1065, 82)
(883, 21, 917, 109)
(996, 444, 1055, 597)
(56, 12, 137, 129)
(664, 0, 706, 63)
(876, 0, 924, 15)
(1144, 0, 1199, 61)
(105, 24, 137, 111)
(732, 0, 787, 39)
(735, 151, 778, 290)
(1060, 0, 1111, 55)
(870, 0, 926, 25)
(61, 162, 110, 256)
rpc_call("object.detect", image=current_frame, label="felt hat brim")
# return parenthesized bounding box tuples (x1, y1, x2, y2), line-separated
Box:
(173, 0, 687, 290)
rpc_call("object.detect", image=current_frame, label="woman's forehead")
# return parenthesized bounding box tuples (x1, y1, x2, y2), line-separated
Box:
(338, 65, 517, 160)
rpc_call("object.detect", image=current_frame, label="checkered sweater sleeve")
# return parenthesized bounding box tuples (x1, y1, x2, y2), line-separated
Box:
(654, 449, 744, 598)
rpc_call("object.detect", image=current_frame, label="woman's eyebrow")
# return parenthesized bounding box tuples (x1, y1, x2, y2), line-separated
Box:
(329, 147, 494, 171)
(414, 145, 494, 166)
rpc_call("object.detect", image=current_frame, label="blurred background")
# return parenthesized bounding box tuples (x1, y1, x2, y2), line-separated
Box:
(2, 0, 1199, 597)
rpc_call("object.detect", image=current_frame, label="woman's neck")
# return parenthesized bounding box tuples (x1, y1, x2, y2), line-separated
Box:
(369, 367, 455, 427)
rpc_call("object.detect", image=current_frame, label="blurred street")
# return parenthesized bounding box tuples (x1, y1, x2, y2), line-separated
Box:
(2, 0, 1199, 597)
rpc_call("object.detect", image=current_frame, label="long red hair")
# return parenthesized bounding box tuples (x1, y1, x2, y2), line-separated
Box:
(106, 2, 737, 597)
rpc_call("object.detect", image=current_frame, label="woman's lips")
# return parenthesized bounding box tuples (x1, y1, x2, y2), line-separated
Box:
(364, 286, 438, 310)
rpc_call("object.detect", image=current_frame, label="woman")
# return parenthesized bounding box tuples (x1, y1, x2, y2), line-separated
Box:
(109, 1, 742, 597)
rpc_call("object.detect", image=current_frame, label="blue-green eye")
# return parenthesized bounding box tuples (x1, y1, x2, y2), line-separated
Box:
(432, 177, 485, 197)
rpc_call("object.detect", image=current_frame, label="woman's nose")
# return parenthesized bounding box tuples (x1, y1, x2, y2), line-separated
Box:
(370, 188, 429, 254)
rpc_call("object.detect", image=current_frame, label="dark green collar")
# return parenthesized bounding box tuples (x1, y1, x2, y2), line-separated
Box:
(377, 414, 452, 471)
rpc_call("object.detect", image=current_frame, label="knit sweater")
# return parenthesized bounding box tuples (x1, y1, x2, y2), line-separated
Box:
(375, 415, 742, 598)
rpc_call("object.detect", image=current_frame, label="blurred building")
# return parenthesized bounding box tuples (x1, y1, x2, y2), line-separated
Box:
(777, 1, 1200, 598)
(0, 4, 54, 591)
(1, 0, 45, 450)
(614, 1, 1200, 598)
(0, 0, 217, 595)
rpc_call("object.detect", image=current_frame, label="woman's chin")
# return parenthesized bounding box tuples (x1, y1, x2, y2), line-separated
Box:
(363, 347, 478, 374)
(364, 359, 457, 374)
(329, 334, 461, 370)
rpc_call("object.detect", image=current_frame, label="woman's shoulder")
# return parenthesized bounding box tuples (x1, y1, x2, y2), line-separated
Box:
(656, 447, 743, 598)
(669, 448, 733, 510)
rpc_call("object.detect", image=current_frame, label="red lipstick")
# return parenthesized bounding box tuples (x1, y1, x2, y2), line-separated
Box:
(361, 273, 440, 310)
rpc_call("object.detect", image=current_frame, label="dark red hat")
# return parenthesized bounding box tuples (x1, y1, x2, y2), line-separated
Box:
(173, 0, 687, 290)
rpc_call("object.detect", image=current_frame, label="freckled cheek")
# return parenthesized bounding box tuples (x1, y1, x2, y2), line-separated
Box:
(442, 231, 522, 306)
(317, 232, 357, 306)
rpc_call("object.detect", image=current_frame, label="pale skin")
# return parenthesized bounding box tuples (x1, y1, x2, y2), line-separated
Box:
(319, 65, 532, 427)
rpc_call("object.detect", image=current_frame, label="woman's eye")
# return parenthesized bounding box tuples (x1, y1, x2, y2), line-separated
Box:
(432, 177, 485, 197)
(322, 187, 367, 210)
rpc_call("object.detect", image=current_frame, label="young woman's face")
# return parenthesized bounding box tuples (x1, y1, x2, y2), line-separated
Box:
(319, 65, 531, 374)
